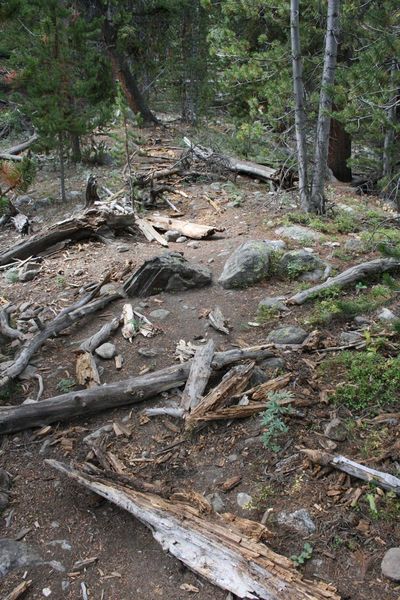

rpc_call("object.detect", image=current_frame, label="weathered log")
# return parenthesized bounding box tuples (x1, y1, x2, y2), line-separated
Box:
(47, 460, 340, 600)
(0, 153, 23, 162)
(181, 339, 215, 411)
(0, 345, 275, 434)
(79, 317, 120, 353)
(5, 133, 38, 156)
(0, 304, 25, 341)
(0, 208, 136, 266)
(288, 258, 400, 305)
(146, 215, 224, 240)
(302, 449, 400, 495)
(135, 217, 169, 247)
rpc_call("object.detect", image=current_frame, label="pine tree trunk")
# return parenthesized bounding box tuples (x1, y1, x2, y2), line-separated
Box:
(181, 1, 206, 125)
(71, 134, 82, 163)
(58, 133, 66, 202)
(290, 0, 310, 212)
(383, 59, 398, 179)
(310, 0, 340, 213)
(328, 117, 352, 182)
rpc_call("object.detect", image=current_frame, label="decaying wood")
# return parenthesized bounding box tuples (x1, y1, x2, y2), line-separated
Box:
(0, 290, 121, 389)
(208, 306, 229, 335)
(181, 339, 215, 411)
(289, 258, 400, 305)
(85, 174, 100, 207)
(76, 352, 101, 388)
(47, 460, 340, 600)
(0, 207, 136, 266)
(243, 374, 292, 402)
(3, 580, 32, 600)
(0, 345, 275, 434)
(302, 449, 400, 494)
(146, 214, 224, 240)
(0, 304, 25, 341)
(135, 217, 169, 247)
(79, 317, 120, 353)
(186, 362, 254, 427)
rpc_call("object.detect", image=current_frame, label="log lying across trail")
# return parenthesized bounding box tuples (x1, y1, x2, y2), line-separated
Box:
(0, 345, 275, 434)
(288, 257, 400, 305)
(0, 207, 136, 266)
(47, 460, 340, 600)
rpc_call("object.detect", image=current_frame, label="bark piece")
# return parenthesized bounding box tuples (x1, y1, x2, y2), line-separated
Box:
(145, 215, 223, 240)
(47, 460, 340, 600)
(76, 352, 101, 388)
(289, 258, 400, 304)
(181, 340, 215, 411)
(85, 175, 100, 208)
(0, 345, 275, 434)
(79, 317, 120, 353)
(303, 449, 400, 494)
(208, 307, 229, 335)
(3, 580, 32, 600)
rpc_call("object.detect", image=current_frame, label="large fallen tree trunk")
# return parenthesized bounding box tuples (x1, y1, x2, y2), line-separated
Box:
(0, 345, 275, 434)
(47, 460, 340, 600)
(145, 214, 224, 240)
(288, 258, 400, 305)
(0, 133, 38, 162)
(0, 207, 136, 266)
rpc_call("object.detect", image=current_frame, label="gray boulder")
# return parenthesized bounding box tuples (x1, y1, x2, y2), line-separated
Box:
(277, 509, 316, 535)
(237, 493, 253, 509)
(339, 331, 363, 345)
(18, 261, 41, 283)
(0, 539, 44, 577)
(382, 548, 400, 581)
(124, 252, 212, 297)
(279, 249, 327, 281)
(164, 230, 180, 242)
(218, 240, 285, 289)
(267, 326, 308, 345)
(275, 225, 322, 242)
(95, 343, 116, 359)
(258, 297, 288, 313)
(149, 309, 170, 321)
(324, 418, 347, 442)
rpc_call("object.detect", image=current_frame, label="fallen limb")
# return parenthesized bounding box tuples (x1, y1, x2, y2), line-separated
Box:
(0, 304, 25, 341)
(302, 449, 400, 494)
(146, 214, 224, 240)
(79, 317, 120, 353)
(181, 339, 215, 411)
(288, 258, 400, 305)
(0, 345, 275, 434)
(5, 133, 38, 156)
(47, 460, 340, 600)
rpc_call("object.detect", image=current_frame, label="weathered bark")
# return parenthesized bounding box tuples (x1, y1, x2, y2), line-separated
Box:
(288, 257, 400, 304)
(181, 339, 215, 411)
(0, 304, 25, 341)
(290, 0, 310, 211)
(0, 345, 275, 433)
(328, 117, 352, 182)
(310, 0, 341, 213)
(47, 461, 340, 600)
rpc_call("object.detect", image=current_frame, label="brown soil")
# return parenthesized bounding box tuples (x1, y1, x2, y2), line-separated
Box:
(1, 126, 399, 599)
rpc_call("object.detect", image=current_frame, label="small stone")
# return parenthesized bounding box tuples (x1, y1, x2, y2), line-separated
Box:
(19, 269, 40, 282)
(207, 258, 214, 264)
(187, 241, 200, 249)
(65, 190, 82, 202)
(258, 297, 288, 313)
(267, 326, 308, 345)
(164, 230, 180, 242)
(100, 282, 119, 295)
(344, 238, 364, 252)
(339, 331, 364, 345)
(382, 548, 400, 581)
(206, 492, 225, 514)
(324, 417, 347, 442)
(74, 269, 84, 277)
(176, 236, 187, 243)
(227, 454, 238, 463)
(377, 308, 396, 321)
(149, 309, 170, 321)
(61, 581, 70, 592)
(95, 343, 116, 359)
(0, 468, 11, 492)
(237, 493, 253, 509)
(277, 509, 316, 535)
(117, 245, 130, 253)
(354, 315, 370, 325)
(19, 365, 38, 380)
(138, 348, 159, 358)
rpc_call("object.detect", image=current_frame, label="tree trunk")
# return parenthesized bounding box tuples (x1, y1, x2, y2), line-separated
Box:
(58, 133, 66, 202)
(310, 0, 340, 213)
(290, 0, 310, 211)
(383, 59, 398, 179)
(328, 117, 352, 182)
(181, 1, 207, 125)
(71, 133, 82, 163)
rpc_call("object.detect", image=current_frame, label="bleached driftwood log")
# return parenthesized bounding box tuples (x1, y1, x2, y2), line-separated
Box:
(47, 460, 340, 600)
(289, 258, 400, 305)
(146, 214, 223, 240)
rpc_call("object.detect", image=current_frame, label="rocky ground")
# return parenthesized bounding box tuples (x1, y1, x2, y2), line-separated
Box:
(1, 125, 400, 599)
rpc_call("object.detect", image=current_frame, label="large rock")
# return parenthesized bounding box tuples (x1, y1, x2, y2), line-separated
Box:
(279, 249, 327, 281)
(382, 548, 400, 581)
(275, 225, 322, 242)
(0, 539, 44, 577)
(267, 326, 308, 345)
(277, 509, 316, 535)
(124, 252, 212, 297)
(218, 240, 285, 289)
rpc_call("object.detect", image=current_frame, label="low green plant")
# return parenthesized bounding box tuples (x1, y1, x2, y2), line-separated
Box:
(5, 269, 19, 284)
(55, 275, 66, 288)
(257, 305, 279, 324)
(261, 391, 293, 452)
(56, 378, 76, 393)
(291, 543, 313, 566)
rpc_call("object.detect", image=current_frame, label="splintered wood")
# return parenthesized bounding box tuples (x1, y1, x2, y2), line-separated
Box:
(47, 460, 340, 600)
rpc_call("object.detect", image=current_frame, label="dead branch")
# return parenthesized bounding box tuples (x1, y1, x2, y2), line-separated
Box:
(0, 304, 25, 341)
(79, 317, 120, 353)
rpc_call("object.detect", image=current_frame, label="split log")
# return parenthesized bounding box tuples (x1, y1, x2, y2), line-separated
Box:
(135, 216, 169, 247)
(0, 345, 275, 434)
(242, 374, 292, 402)
(302, 449, 400, 495)
(145, 215, 224, 240)
(0, 291, 121, 389)
(0, 208, 136, 266)
(186, 362, 254, 427)
(181, 339, 215, 411)
(47, 460, 340, 600)
(289, 258, 400, 305)
(79, 317, 120, 353)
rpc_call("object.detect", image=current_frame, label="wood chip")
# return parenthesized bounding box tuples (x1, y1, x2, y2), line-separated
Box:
(221, 475, 242, 492)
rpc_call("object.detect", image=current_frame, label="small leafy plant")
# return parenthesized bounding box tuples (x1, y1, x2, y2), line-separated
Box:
(261, 391, 293, 451)
(291, 542, 313, 566)
(56, 378, 76, 393)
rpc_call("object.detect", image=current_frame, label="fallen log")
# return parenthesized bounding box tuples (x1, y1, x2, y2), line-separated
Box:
(5, 133, 38, 156)
(181, 339, 215, 411)
(0, 207, 136, 266)
(146, 214, 224, 240)
(79, 317, 120, 353)
(135, 216, 169, 247)
(288, 258, 400, 305)
(0, 345, 275, 434)
(47, 460, 340, 600)
(302, 449, 400, 495)
(0, 304, 25, 341)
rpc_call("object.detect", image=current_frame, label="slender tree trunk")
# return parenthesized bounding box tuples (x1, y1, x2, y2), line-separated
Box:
(58, 133, 66, 202)
(181, 0, 207, 125)
(290, 0, 310, 211)
(383, 59, 398, 179)
(310, 0, 340, 213)
(71, 133, 82, 163)
(328, 116, 352, 182)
